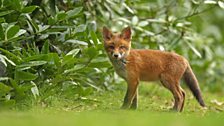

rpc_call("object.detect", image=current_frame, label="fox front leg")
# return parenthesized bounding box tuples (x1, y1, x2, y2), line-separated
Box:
(121, 80, 139, 109)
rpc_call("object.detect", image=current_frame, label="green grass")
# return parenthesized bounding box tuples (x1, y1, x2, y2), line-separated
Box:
(1, 111, 224, 126)
(1, 83, 224, 126)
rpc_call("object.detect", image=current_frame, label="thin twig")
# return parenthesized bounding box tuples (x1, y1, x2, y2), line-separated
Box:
(175, 5, 216, 21)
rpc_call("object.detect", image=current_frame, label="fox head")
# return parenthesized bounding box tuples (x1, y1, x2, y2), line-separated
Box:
(102, 27, 131, 60)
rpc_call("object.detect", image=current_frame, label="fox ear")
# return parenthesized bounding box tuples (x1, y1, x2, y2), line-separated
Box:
(121, 27, 131, 41)
(103, 27, 113, 41)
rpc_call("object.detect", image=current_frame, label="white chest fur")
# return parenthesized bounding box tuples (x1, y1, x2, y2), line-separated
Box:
(111, 59, 127, 80)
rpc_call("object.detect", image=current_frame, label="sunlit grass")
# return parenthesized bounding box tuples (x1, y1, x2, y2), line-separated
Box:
(1, 83, 224, 126)
(1, 109, 224, 126)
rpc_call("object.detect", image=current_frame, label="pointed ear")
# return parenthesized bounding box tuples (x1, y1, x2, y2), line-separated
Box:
(103, 27, 113, 41)
(120, 27, 131, 41)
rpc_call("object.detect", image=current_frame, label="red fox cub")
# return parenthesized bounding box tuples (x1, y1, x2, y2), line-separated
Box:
(102, 26, 205, 112)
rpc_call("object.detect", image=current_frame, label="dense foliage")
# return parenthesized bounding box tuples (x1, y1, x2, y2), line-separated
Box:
(0, 0, 223, 108)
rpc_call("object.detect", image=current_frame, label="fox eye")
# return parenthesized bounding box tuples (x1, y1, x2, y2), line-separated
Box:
(120, 46, 127, 50)
(108, 45, 114, 49)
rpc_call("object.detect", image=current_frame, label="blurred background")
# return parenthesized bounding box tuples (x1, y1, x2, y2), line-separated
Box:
(0, 0, 224, 108)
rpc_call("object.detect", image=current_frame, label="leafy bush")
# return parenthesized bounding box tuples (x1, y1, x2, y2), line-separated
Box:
(0, 0, 116, 107)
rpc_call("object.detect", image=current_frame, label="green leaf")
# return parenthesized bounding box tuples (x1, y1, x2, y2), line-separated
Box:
(88, 61, 111, 68)
(116, 17, 131, 23)
(122, 2, 134, 14)
(75, 24, 87, 33)
(135, 26, 155, 36)
(23, 53, 60, 67)
(30, 81, 39, 99)
(41, 41, 49, 54)
(17, 61, 47, 68)
(24, 54, 48, 62)
(25, 14, 39, 33)
(65, 39, 88, 46)
(0, 25, 4, 40)
(6, 0, 22, 11)
(0, 55, 7, 66)
(204, 0, 217, 4)
(48, 16, 55, 25)
(21, 6, 38, 13)
(0, 54, 16, 66)
(51, 53, 60, 67)
(132, 16, 139, 25)
(61, 55, 76, 66)
(90, 57, 108, 63)
(66, 7, 83, 19)
(56, 11, 67, 21)
(88, 21, 97, 31)
(63, 64, 86, 74)
(49, 0, 56, 16)
(90, 31, 98, 46)
(0, 48, 22, 63)
(15, 70, 38, 81)
(218, 1, 224, 9)
(138, 21, 149, 27)
(0, 10, 14, 17)
(147, 18, 166, 23)
(85, 47, 98, 59)
(38, 25, 50, 32)
(0, 77, 10, 81)
(0, 17, 5, 23)
(186, 41, 202, 58)
(5, 25, 20, 40)
(0, 82, 12, 97)
(167, 35, 182, 50)
(10, 79, 18, 89)
(14, 29, 26, 37)
(66, 49, 80, 56)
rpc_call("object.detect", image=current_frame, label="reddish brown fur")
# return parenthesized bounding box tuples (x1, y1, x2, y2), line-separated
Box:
(102, 26, 205, 112)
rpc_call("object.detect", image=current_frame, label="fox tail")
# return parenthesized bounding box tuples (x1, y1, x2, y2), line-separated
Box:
(183, 65, 206, 107)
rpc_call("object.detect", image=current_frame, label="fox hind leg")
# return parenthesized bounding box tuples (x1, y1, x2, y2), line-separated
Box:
(160, 74, 185, 112)
(172, 86, 185, 112)
(180, 87, 186, 112)
(130, 88, 138, 109)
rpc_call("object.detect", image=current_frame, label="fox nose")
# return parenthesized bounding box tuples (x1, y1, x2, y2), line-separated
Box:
(113, 54, 119, 58)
